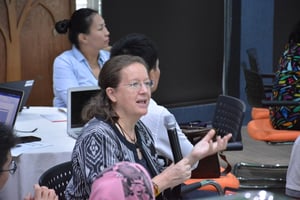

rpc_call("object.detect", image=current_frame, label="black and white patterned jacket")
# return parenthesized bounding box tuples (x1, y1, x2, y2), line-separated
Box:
(65, 116, 164, 200)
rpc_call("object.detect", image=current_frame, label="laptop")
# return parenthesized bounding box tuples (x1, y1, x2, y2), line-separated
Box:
(67, 86, 100, 139)
(0, 80, 35, 112)
(0, 86, 24, 129)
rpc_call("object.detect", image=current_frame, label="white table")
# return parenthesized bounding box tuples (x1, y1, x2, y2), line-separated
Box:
(0, 107, 76, 200)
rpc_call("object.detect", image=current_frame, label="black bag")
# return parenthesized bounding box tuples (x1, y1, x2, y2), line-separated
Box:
(180, 123, 231, 178)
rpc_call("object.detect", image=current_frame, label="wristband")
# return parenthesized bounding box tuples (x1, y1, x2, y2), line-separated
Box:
(152, 181, 160, 197)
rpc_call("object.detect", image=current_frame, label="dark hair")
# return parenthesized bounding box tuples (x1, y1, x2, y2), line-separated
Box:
(110, 33, 159, 71)
(288, 20, 300, 44)
(0, 123, 17, 172)
(55, 8, 99, 49)
(81, 55, 148, 123)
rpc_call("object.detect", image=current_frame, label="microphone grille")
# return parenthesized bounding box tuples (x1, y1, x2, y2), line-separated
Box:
(164, 114, 176, 129)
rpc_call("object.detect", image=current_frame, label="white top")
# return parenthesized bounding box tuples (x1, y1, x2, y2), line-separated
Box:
(53, 46, 110, 108)
(141, 98, 196, 167)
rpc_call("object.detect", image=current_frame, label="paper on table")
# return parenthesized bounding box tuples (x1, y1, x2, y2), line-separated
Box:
(11, 141, 52, 157)
(40, 112, 67, 122)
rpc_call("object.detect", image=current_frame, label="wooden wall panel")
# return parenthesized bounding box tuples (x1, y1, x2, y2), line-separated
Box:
(0, 0, 75, 106)
(0, 32, 5, 81)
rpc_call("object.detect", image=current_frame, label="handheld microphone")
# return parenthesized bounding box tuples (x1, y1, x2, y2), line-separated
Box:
(165, 114, 183, 198)
(164, 114, 183, 163)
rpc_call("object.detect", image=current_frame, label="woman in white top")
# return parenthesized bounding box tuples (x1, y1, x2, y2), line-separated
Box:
(53, 8, 110, 108)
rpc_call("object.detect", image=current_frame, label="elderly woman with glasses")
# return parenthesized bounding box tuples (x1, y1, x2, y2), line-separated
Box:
(65, 55, 232, 199)
(0, 123, 58, 200)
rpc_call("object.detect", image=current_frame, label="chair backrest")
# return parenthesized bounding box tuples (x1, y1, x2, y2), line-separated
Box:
(212, 95, 246, 151)
(39, 161, 72, 200)
(246, 48, 260, 73)
(176, 95, 244, 197)
(243, 67, 269, 108)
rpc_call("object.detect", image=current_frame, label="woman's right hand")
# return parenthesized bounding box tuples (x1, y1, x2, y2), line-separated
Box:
(152, 158, 192, 191)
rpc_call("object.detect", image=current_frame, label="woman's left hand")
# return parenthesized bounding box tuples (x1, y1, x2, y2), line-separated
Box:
(187, 129, 232, 164)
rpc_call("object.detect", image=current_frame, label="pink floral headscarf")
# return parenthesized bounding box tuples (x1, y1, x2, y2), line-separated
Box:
(89, 162, 154, 200)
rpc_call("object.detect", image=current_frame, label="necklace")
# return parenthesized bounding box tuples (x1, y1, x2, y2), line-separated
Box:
(115, 122, 143, 160)
(115, 122, 137, 143)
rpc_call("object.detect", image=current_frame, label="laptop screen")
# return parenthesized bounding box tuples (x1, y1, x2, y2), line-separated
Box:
(0, 80, 34, 111)
(0, 87, 23, 128)
(68, 87, 100, 129)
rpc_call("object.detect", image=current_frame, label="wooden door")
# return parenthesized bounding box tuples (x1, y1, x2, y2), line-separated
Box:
(0, 0, 75, 106)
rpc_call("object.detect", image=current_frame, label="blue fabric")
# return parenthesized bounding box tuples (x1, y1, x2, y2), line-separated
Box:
(53, 45, 110, 107)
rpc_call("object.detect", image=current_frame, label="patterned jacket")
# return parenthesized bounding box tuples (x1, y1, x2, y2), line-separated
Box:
(65, 116, 164, 200)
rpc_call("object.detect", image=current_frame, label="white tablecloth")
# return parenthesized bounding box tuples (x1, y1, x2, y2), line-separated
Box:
(0, 106, 76, 200)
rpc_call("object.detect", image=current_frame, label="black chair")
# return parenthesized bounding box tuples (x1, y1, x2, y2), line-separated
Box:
(234, 67, 300, 190)
(243, 66, 300, 123)
(182, 95, 246, 151)
(246, 48, 275, 95)
(210, 95, 245, 151)
(243, 65, 272, 108)
(170, 95, 246, 199)
(246, 48, 261, 73)
(39, 161, 72, 200)
(246, 48, 275, 82)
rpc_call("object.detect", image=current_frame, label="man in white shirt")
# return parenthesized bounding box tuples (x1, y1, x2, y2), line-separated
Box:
(110, 33, 195, 165)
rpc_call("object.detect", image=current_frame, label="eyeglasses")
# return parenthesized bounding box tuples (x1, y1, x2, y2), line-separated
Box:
(125, 80, 154, 90)
(0, 160, 17, 175)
